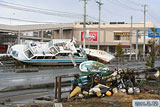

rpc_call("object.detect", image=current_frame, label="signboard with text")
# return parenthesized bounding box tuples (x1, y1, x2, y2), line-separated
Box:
(81, 32, 97, 41)
(148, 28, 160, 38)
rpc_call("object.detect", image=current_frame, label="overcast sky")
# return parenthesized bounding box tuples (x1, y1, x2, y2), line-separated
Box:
(0, 0, 159, 26)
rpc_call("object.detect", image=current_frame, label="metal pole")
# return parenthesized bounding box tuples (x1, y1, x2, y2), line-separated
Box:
(96, 0, 103, 50)
(136, 30, 139, 61)
(41, 30, 44, 42)
(143, 4, 147, 60)
(129, 16, 133, 60)
(83, 0, 87, 49)
(18, 30, 20, 44)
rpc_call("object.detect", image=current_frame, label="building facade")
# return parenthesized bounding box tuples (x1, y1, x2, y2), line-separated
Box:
(0, 21, 154, 54)
(73, 21, 154, 54)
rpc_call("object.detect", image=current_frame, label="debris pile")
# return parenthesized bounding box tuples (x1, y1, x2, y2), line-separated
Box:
(68, 61, 160, 100)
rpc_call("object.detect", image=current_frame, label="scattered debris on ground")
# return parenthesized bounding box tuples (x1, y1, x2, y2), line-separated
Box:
(20, 66, 160, 107)
(68, 68, 159, 100)
(1, 60, 160, 107)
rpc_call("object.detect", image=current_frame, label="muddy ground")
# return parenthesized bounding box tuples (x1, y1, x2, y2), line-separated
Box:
(62, 93, 160, 107)
(23, 93, 160, 107)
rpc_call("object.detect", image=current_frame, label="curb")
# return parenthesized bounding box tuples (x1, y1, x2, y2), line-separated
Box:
(0, 82, 54, 92)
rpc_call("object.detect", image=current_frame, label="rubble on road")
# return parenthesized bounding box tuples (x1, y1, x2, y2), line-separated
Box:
(68, 61, 160, 100)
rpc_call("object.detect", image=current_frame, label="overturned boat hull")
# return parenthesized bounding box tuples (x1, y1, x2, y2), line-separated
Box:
(84, 48, 115, 63)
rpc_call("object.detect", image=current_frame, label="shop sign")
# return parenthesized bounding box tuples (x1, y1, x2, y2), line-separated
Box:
(81, 32, 97, 41)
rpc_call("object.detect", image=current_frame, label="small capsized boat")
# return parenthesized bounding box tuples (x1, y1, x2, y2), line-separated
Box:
(84, 48, 115, 63)
(79, 60, 111, 75)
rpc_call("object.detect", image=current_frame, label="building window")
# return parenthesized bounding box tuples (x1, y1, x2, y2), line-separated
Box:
(114, 35, 121, 40)
(43, 30, 52, 38)
(114, 32, 130, 40)
(33, 32, 38, 37)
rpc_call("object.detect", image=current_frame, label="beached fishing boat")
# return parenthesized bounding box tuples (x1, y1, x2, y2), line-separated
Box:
(84, 48, 115, 63)
(79, 60, 111, 75)
(10, 39, 88, 65)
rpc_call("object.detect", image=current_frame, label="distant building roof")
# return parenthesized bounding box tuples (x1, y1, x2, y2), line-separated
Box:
(0, 21, 155, 31)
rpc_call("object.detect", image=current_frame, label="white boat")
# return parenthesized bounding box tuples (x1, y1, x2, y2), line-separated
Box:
(84, 48, 115, 63)
(10, 39, 88, 66)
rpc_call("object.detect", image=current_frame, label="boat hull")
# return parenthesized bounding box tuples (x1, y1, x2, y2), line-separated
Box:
(85, 48, 115, 63)
(21, 58, 88, 66)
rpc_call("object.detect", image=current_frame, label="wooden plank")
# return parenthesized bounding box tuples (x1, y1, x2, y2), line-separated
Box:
(58, 76, 61, 102)
(54, 76, 58, 99)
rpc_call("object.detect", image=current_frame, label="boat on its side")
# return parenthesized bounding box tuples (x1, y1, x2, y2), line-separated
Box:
(84, 48, 115, 63)
(10, 39, 88, 66)
(79, 60, 112, 76)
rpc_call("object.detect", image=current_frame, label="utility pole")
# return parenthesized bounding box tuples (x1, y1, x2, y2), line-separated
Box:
(96, 0, 103, 50)
(80, 0, 87, 49)
(136, 30, 139, 60)
(83, 0, 87, 49)
(129, 16, 133, 61)
(143, 4, 147, 60)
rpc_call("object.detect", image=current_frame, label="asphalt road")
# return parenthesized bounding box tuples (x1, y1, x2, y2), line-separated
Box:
(0, 61, 160, 106)
(0, 66, 77, 106)
(0, 67, 80, 89)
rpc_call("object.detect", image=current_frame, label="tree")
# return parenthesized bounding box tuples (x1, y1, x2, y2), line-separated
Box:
(116, 43, 124, 57)
(155, 45, 160, 56)
(116, 43, 124, 64)
(145, 28, 156, 68)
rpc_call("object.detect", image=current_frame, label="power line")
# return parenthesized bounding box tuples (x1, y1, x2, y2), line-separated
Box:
(107, 0, 143, 12)
(0, 16, 58, 24)
(102, 5, 128, 22)
(0, 0, 83, 16)
(148, 6, 160, 19)
(0, 3, 83, 19)
(147, 13, 160, 24)
(87, 15, 105, 23)
(0, 1, 101, 23)
(126, 0, 143, 6)
(0, 0, 115, 25)
(117, 0, 143, 12)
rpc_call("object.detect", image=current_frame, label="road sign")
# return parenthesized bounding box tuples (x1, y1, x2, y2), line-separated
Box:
(148, 28, 160, 38)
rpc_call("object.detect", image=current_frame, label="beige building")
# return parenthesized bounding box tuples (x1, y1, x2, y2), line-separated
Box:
(0, 21, 154, 54)
(73, 21, 154, 54)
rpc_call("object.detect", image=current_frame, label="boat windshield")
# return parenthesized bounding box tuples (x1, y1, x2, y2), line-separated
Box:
(25, 50, 34, 58)
(50, 47, 58, 55)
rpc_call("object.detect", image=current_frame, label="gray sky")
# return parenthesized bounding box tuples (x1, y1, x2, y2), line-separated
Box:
(0, 0, 159, 26)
